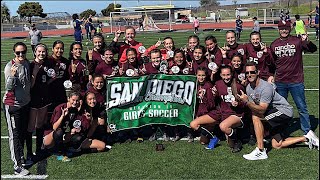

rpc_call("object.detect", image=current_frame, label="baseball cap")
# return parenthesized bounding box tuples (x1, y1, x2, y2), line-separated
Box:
(278, 21, 291, 30)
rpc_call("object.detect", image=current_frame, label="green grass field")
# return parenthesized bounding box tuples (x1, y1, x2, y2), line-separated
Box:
(1, 29, 319, 179)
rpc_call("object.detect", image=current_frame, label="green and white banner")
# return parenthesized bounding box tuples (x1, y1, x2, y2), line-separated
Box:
(106, 74, 197, 132)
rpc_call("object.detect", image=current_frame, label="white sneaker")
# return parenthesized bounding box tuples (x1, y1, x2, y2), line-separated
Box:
(243, 147, 268, 160)
(304, 130, 319, 150)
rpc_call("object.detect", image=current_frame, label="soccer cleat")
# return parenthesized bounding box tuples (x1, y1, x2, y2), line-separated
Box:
(248, 135, 257, 146)
(105, 145, 112, 150)
(205, 137, 219, 150)
(136, 137, 144, 143)
(163, 133, 169, 142)
(243, 147, 268, 160)
(14, 166, 30, 176)
(172, 135, 180, 142)
(149, 133, 156, 142)
(231, 140, 242, 153)
(187, 133, 194, 143)
(304, 130, 319, 150)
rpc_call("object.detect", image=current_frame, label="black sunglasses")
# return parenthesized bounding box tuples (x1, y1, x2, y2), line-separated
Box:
(245, 70, 257, 75)
(15, 50, 27, 55)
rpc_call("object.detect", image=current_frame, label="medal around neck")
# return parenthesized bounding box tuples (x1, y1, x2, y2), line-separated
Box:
(63, 80, 73, 89)
(47, 68, 56, 77)
(167, 50, 174, 58)
(126, 69, 134, 77)
(183, 68, 189, 74)
(138, 46, 146, 53)
(171, 66, 180, 74)
(73, 119, 81, 128)
(208, 62, 218, 71)
(159, 61, 168, 73)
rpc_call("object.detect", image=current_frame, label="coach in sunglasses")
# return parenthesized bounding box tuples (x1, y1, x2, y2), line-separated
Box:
(3, 42, 32, 175)
(238, 62, 318, 161)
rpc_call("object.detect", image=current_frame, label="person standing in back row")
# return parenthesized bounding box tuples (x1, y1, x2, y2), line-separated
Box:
(252, 17, 260, 32)
(269, 21, 317, 135)
(29, 24, 42, 58)
(235, 15, 243, 41)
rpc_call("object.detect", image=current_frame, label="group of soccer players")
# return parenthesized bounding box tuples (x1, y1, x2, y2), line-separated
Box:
(3, 19, 319, 176)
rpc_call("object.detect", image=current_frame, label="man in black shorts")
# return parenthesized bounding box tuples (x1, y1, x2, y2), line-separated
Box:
(238, 62, 319, 160)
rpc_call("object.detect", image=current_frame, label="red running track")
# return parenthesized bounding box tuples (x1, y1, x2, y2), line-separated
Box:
(1, 21, 277, 38)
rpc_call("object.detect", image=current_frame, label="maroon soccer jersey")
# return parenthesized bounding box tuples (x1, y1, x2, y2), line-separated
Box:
(48, 103, 90, 135)
(169, 61, 193, 75)
(86, 86, 106, 106)
(270, 35, 317, 83)
(226, 43, 247, 65)
(245, 43, 274, 81)
(95, 61, 118, 77)
(30, 59, 53, 108)
(68, 59, 89, 91)
(215, 80, 245, 118)
(86, 50, 103, 75)
(47, 55, 70, 108)
(144, 62, 161, 75)
(120, 61, 142, 77)
(192, 59, 211, 79)
(208, 46, 223, 67)
(195, 81, 216, 117)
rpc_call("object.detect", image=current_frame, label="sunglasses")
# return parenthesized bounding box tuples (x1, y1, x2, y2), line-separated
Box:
(15, 51, 27, 55)
(245, 70, 257, 76)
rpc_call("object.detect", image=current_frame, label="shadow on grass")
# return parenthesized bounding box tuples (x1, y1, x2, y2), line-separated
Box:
(285, 115, 319, 136)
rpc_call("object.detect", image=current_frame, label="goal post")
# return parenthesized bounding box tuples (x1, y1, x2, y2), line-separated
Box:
(110, 9, 172, 33)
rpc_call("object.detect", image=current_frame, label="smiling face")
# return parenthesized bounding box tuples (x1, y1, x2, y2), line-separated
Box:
(150, 51, 161, 67)
(125, 28, 136, 42)
(86, 93, 97, 108)
(196, 70, 206, 84)
(35, 46, 47, 62)
(220, 67, 232, 84)
(278, 28, 290, 38)
(174, 52, 185, 66)
(14, 45, 27, 63)
(92, 76, 104, 90)
(68, 95, 81, 108)
(71, 44, 82, 59)
(93, 37, 103, 51)
(52, 43, 64, 58)
(231, 56, 242, 69)
(245, 65, 258, 83)
(250, 34, 261, 47)
(205, 39, 217, 51)
(104, 50, 114, 64)
(163, 38, 174, 50)
(193, 48, 204, 61)
(127, 50, 136, 63)
(226, 32, 236, 46)
(188, 37, 198, 51)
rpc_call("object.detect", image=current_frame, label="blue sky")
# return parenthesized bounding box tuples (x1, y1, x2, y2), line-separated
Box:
(3, 1, 272, 16)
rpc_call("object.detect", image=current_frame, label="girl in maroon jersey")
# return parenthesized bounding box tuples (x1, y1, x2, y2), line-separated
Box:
(192, 45, 217, 81)
(95, 47, 119, 78)
(169, 49, 193, 75)
(190, 64, 245, 153)
(160, 37, 176, 66)
(183, 35, 199, 63)
(68, 42, 89, 93)
(81, 92, 112, 153)
(204, 35, 223, 67)
(47, 40, 70, 117)
(86, 74, 106, 109)
(246, 31, 275, 82)
(119, 48, 142, 77)
(223, 30, 247, 65)
(86, 34, 106, 79)
(189, 67, 217, 144)
(27, 43, 54, 160)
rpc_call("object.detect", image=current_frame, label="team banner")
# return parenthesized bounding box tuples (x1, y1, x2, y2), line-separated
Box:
(106, 74, 197, 132)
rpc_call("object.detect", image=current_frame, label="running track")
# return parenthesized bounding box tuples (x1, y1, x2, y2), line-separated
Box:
(1, 21, 277, 38)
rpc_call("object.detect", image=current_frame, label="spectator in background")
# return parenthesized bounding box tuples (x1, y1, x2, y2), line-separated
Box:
(310, 2, 319, 40)
(285, 11, 291, 22)
(139, 19, 144, 31)
(95, 21, 103, 36)
(292, 14, 307, 37)
(29, 24, 42, 57)
(193, 17, 200, 34)
(279, 10, 285, 21)
(218, 14, 221, 23)
(307, 13, 312, 28)
(252, 17, 260, 32)
(72, 14, 84, 43)
(235, 15, 243, 41)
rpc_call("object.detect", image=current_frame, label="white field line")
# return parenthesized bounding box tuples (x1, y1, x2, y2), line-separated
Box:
(1, 174, 48, 179)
